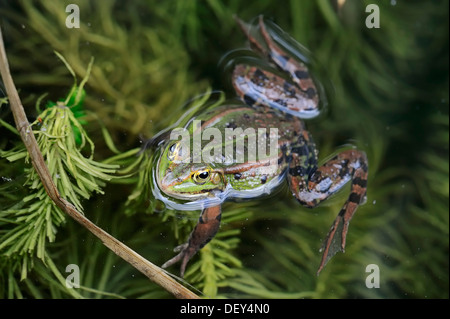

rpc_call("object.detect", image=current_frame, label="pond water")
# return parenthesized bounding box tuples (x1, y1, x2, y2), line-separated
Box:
(0, 0, 447, 299)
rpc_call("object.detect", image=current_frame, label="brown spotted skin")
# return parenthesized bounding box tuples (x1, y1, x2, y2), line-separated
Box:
(288, 149, 368, 274)
(161, 16, 368, 277)
(232, 65, 318, 116)
(234, 15, 369, 275)
(232, 16, 319, 118)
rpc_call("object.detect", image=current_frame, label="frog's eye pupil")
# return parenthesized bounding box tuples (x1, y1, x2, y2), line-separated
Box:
(199, 171, 209, 179)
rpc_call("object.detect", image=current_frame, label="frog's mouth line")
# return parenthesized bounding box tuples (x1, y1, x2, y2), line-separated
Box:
(152, 164, 285, 211)
(160, 183, 219, 201)
(157, 170, 225, 199)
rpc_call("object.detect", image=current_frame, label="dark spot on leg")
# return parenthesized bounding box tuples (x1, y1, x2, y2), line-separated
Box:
(283, 81, 297, 97)
(305, 87, 316, 99)
(352, 177, 367, 188)
(295, 70, 309, 79)
(360, 161, 369, 173)
(254, 68, 269, 81)
(349, 192, 362, 204)
(274, 99, 287, 107)
(289, 166, 306, 177)
(338, 160, 350, 178)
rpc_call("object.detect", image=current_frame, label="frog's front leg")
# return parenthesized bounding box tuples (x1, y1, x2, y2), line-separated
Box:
(288, 149, 368, 275)
(162, 205, 222, 277)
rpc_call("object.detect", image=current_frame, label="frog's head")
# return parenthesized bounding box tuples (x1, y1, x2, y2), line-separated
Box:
(156, 140, 226, 201)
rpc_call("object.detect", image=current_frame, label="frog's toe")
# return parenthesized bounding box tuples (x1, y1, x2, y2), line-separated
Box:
(162, 243, 197, 277)
(173, 243, 188, 253)
(161, 252, 182, 270)
(317, 214, 347, 275)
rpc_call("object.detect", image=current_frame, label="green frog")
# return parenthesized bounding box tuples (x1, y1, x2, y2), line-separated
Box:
(151, 16, 368, 277)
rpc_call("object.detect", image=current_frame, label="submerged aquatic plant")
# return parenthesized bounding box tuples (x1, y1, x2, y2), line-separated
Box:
(0, 54, 118, 297)
(0, 0, 447, 299)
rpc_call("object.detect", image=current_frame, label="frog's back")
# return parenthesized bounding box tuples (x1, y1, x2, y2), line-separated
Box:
(191, 104, 313, 198)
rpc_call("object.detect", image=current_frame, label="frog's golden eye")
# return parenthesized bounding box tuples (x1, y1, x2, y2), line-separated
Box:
(192, 169, 211, 185)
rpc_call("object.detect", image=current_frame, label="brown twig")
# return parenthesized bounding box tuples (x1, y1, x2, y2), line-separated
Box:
(0, 26, 199, 299)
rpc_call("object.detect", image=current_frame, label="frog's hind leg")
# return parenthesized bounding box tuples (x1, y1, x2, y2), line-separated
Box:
(235, 15, 314, 92)
(288, 149, 368, 275)
(234, 15, 320, 118)
(257, 16, 319, 106)
(162, 205, 222, 277)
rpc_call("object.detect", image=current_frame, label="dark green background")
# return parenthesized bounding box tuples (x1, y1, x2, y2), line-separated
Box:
(0, 0, 448, 298)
